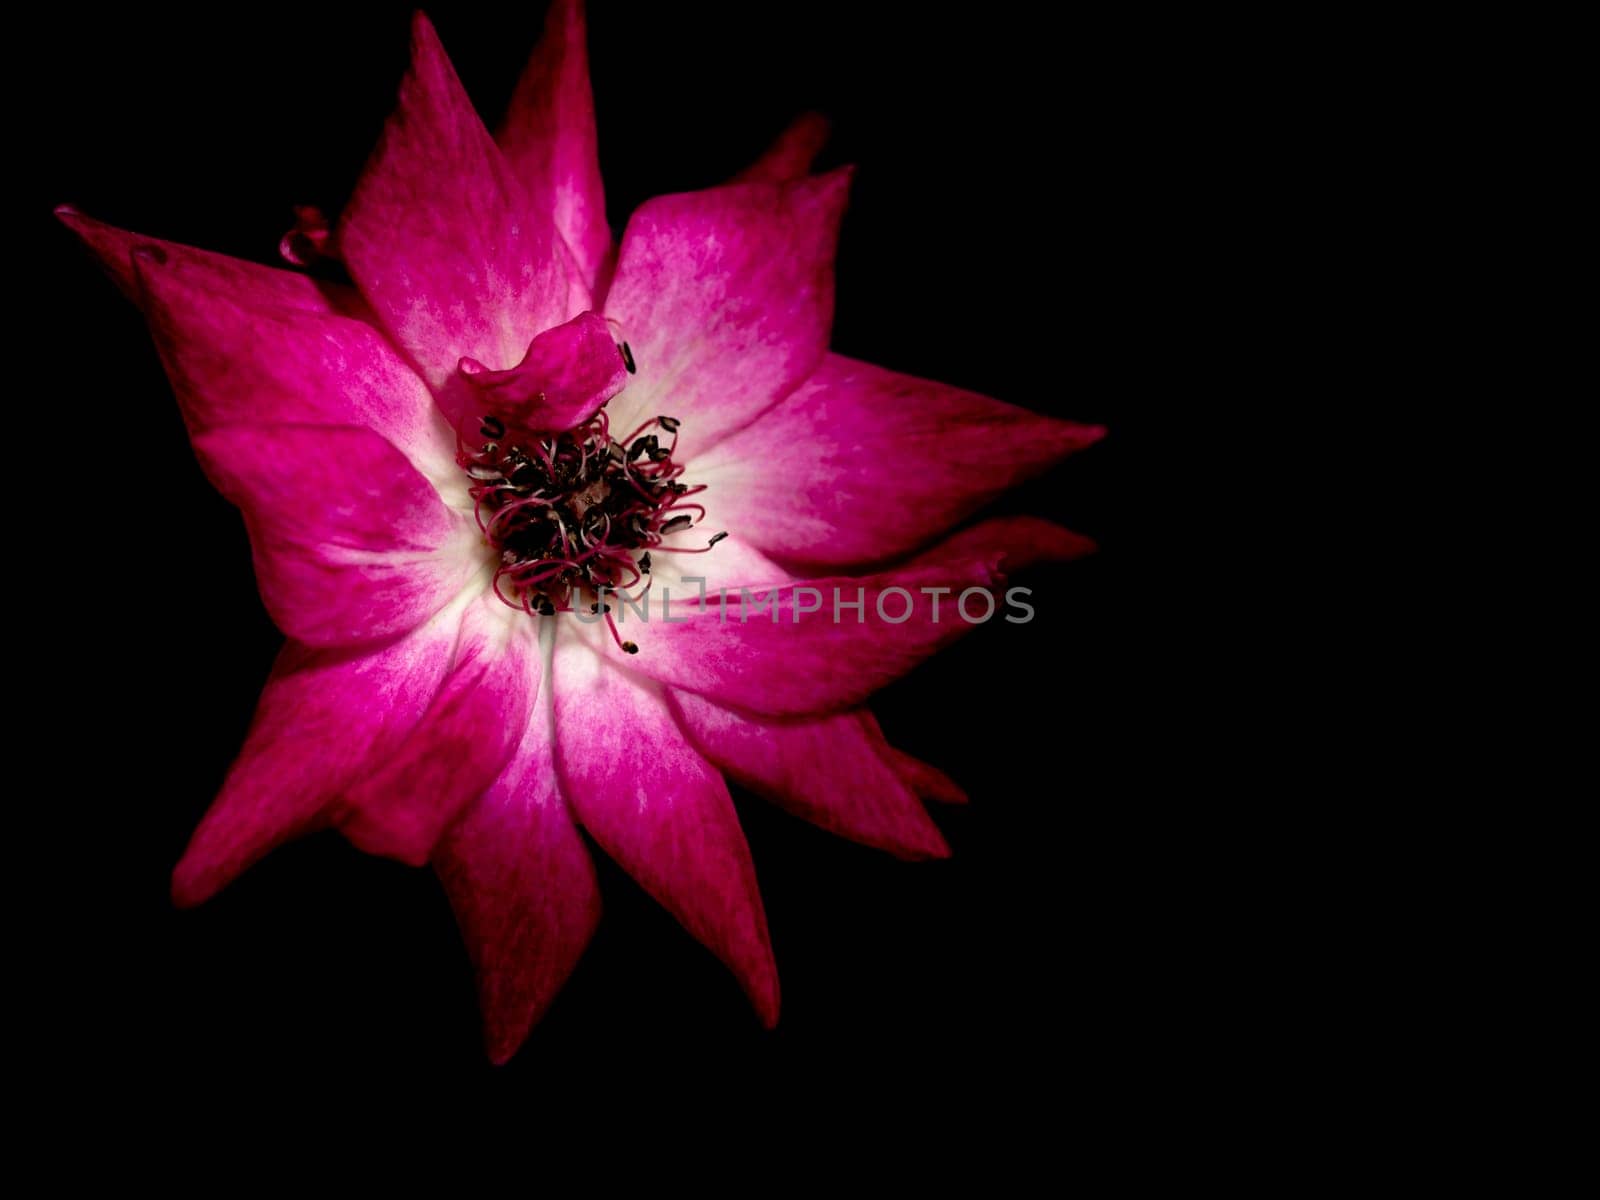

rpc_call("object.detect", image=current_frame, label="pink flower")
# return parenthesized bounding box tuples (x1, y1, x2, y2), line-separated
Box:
(58, 3, 1102, 1063)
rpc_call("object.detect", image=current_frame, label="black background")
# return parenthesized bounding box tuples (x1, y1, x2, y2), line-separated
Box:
(30, 1, 1186, 1119)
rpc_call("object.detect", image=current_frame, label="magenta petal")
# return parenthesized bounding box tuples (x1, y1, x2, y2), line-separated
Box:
(497, 0, 612, 298)
(857, 710, 969, 807)
(905, 515, 1099, 572)
(697, 354, 1105, 568)
(335, 597, 541, 866)
(878, 743, 969, 806)
(602, 169, 852, 457)
(339, 13, 576, 399)
(191, 424, 480, 648)
(609, 559, 1002, 717)
(552, 634, 779, 1026)
(134, 253, 457, 491)
(670, 691, 948, 860)
(434, 714, 600, 1064)
(732, 112, 832, 184)
(172, 608, 461, 907)
(56, 206, 364, 317)
(457, 311, 627, 438)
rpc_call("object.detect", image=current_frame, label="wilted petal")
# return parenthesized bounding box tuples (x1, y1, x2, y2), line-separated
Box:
(435, 710, 600, 1064)
(334, 595, 541, 865)
(191, 424, 481, 648)
(670, 691, 948, 859)
(697, 354, 1104, 569)
(339, 13, 576, 398)
(552, 631, 778, 1026)
(602, 170, 851, 458)
(171, 601, 466, 907)
(497, 0, 611, 297)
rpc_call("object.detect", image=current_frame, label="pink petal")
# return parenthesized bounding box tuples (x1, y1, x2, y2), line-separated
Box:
(172, 604, 463, 907)
(857, 710, 969, 807)
(334, 596, 541, 866)
(56, 205, 364, 316)
(669, 691, 948, 860)
(338, 13, 576, 403)
(905, 514, 1099, 572)
(605, 558, 1003, 717)
(881, 746, 969, 806)
(696, 354, 1105, 568)
(134, 252, 458, 492)
(434, 710, 600, 1064)
(457, 310, 627, 439)
(497, 0, 612, 297)
(602, 169, 852, 458)
(551, 632, 779, 1026)
(190, 424, 481, 648)
(732, 112, 832, 184)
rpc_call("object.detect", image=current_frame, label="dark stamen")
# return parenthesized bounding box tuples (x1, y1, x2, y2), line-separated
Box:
(619, 342, 637, 374)
(458, 406, 723, 631)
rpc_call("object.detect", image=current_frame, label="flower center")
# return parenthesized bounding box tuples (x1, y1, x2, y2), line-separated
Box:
(458, 405, 722, 652)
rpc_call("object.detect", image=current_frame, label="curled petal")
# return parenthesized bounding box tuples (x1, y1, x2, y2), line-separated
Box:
(457, 311, 627, 438)
(696, 354, 1105, 569)
(602, 170, 852, 458)
(278, 204, 336, 267)
(191, 424, 481, 648)
(552, 631, 779, 1026)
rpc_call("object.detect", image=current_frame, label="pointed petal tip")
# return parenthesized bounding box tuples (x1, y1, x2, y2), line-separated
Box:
(753, 982, 781, 1031)
(169, 859, 214, 910)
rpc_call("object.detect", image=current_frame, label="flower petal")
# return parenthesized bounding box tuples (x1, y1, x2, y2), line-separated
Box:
(857, 710, 969, 806)
(171, 600, 466, 907)
(434, 701, 600, 1064)
(669, 691, 948, 860)
(338, 13, 575, 403)
(602, 558, 1003, 717)
(191, 424, 481, 648)
(56, 205, 364, 316)
(731, 112, 831, 184)
(134, 253, 459, 493)
(497, 0, 612, 297)
(334, 595, 541, 865)
(602, 170, 852, 458)
(457, 310, 627, 439)
(552, 631, 779, 1026)
(695, 354, 1105, 569)
(904, 514, 1098, 572)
